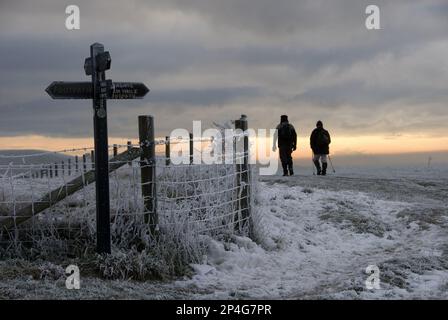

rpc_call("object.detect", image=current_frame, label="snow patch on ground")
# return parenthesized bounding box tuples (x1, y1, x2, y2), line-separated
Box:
(175, 177, 448, 299)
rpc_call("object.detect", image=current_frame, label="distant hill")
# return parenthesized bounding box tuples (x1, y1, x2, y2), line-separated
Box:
(322, 150, 448, 167)
(294, 150, 448, 167)
(0, 150, 77, 178)
(0, 150, 73, 167)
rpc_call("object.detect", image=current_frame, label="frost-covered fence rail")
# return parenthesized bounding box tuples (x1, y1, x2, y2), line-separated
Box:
(0, 115, 255, 257)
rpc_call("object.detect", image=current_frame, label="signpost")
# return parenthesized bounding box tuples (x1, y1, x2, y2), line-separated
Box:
(45, 43, 149, 254)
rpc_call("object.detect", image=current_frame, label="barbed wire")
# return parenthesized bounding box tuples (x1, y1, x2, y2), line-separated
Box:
(0, 131, 250, 160)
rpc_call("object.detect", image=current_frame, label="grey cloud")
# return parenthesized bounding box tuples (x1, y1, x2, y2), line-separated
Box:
(149, 87, 262, 106)
(289, 81, 448, 109)
(0, 98, 93, 137)
(0, 0, 447, 140)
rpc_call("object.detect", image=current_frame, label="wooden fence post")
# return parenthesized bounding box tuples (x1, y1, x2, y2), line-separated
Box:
(61, 161, 65, 176)
(234, 114, 251, 232)
(165, 136, 170, 166)
(54, 163, 58, 177)
(49, 164, 53, 179)
(189, 132, 194, 165)
(82, 154, 87, 173)
(91, 150, 95, 169)
(113, 144, 118, 157)
(75, 155, 79, 173)
(222, 131, 226, 164)
(139, 115, 158, 235)
(127, 141, 132, 166)
(68, 158, 71, 176)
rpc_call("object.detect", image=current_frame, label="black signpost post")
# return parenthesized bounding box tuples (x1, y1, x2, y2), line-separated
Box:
(46, 43, 149, 254)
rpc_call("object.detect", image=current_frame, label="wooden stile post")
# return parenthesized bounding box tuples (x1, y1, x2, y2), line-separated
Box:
(139, 116, 158, 235)
(222, 131, 226, 163)
(113, 144, 118, 157)
(165, 136, 170, 166)
(189, 132, 194, 165)
(234, 114, 251, 232)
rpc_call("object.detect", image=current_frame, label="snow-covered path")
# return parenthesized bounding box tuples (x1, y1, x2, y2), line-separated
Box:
(176, 174, 448, 299)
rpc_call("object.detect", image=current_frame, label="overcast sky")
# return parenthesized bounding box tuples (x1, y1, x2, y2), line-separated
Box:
(0, 0, 447, 155)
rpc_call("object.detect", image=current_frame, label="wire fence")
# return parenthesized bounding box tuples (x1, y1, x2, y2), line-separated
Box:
(0, 131, 257, 258)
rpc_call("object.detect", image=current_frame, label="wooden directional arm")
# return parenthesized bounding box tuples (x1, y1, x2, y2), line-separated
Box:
(45, 81, 149, 99)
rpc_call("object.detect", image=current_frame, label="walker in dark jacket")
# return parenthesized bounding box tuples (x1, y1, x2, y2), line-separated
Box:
(273, 115, 297, 176)
(310, 120, 331, 175)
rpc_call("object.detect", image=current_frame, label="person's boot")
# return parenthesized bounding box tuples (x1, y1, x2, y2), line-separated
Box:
(322, 162, 327, 176)
(288, 164, 294, 176)
(282, 164, 288, 176)
(313, 160, 321, 175)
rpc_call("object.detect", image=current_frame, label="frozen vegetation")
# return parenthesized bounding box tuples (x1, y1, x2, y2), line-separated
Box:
(0, 164, 447, 299)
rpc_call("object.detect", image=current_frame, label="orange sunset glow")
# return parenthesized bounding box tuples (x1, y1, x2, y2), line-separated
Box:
(2, 133, 447, 158)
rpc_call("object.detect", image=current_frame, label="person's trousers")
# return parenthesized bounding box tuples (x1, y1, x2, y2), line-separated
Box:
(312, 154, 328, 163)
(313, 154, 328, 175)
(279, 147, 293, 174)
